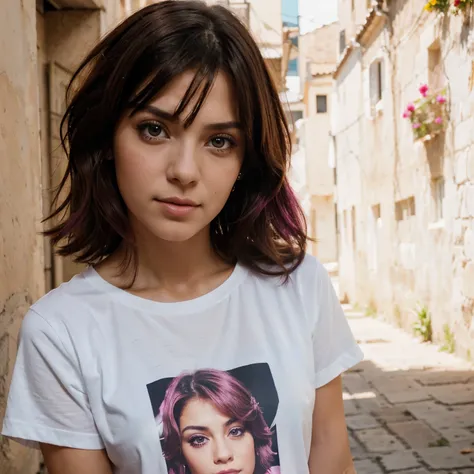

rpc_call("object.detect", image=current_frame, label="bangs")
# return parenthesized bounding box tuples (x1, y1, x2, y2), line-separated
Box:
(121, 16, 223, 126)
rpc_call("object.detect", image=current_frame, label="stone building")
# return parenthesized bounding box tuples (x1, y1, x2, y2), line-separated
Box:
(0, 1, 284, 472)
(333, 0, 474, 359)
(297, 22, 340, 262)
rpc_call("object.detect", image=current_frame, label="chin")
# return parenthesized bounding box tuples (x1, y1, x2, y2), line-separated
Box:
(149, 223, 208, 243)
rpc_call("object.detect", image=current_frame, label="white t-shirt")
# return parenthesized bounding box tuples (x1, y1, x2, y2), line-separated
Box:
(2, 254, 363, 474)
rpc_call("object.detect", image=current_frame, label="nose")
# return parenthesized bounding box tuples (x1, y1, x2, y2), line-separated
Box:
(166, 139, 200, 187)
(213, 438, 234, 464)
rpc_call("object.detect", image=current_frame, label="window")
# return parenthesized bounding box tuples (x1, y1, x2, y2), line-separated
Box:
(368, 204, 382, 271)
(395, 197, 416, 221)
(432, 177, 445, 221)
(369, 59, 384, 110)
(339, 30, 346, 54)
(316, 95, 328, 114)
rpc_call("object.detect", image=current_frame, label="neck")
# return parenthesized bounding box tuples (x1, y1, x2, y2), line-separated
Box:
(105, 226, 231, 289)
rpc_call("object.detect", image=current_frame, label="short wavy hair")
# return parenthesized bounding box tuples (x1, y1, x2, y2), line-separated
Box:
(159, 369, 275, 474)
(45, 0, 307, 280)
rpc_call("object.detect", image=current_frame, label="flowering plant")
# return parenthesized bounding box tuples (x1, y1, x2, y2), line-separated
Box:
(424, 0, 450, 12)
(452, 0, 473, 13)
(424, 0, 473, 13)
(402, 84, 448, 141)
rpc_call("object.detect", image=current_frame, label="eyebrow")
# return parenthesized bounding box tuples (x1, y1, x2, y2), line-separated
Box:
(181, 418, 239, 434)
(135, 105, 242, 131)
(182, 425, 210, 434)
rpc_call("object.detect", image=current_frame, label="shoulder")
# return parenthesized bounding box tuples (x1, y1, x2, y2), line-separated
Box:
(29, 269, 99, 329)
(244, 253, 331, 302)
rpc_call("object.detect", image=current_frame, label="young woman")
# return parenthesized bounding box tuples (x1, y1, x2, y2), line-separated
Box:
(2, 1, 363, 473)
(158, 369, 276, 474)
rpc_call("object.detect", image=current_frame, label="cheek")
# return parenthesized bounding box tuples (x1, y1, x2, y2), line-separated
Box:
(236, 433, 256, 460)
(114, 144, 160, 201)
(181, 444, 210, 472)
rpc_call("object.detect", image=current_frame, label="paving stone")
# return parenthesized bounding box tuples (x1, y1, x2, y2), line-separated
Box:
(343, 372, 373, 394)
(375, 406, 414, 424)
(398, 470, 431, 474)
(353, 459, 383, 474)
(419, 406, 474, 431)
(357, 396, 391, 414)
(356, 428, 405, 453)
(416, 371, 474, 386)
(379, 450, 420, 471)
(404, 400, 446, 418)
(416, 447, 474, 469)
(429, 384, 474, 405)
(347, 414, 381, 430)
(439, 428, 474, 443)
(349, 432, 366, 460)
(344, 399, 358, 415)
(384, 389, 432, 405)
(388, 420, 442, 449)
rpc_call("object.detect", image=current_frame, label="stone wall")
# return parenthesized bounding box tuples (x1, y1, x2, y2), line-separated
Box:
(0, 1, 45, 473)
(334, 0, 474, 359)
(0, 2, 124, 472)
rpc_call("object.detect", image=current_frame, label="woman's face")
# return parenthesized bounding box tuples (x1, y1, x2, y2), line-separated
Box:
(179, 398, 256, 474)
(113, 70, 244, 244)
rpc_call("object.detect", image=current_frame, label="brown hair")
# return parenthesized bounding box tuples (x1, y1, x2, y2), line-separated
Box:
(46, 0, 307, 279)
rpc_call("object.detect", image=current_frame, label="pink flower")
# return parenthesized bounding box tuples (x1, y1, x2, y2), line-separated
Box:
(413, 123, 421, 129)
(436, 95, 446, 104)
(403, 111, 409, 118)
(407, 103, 415, 113)
(435, 116, 443, 124)
(419, 84, 429, 97)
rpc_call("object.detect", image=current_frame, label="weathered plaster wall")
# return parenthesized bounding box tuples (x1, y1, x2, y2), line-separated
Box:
(0, 1, 44, 472)
(335, 0, 474, 359)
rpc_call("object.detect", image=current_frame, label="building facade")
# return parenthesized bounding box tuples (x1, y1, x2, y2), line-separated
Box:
(333, 0, 474, 359)
(297, 22, 340, 262)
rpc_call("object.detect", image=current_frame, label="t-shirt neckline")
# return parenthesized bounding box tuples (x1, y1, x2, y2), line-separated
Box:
(82, 262, 248, 316)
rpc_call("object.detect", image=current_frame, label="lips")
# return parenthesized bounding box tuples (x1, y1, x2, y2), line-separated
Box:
(157, 197, 199, 207)
(216, 470, 241, 474)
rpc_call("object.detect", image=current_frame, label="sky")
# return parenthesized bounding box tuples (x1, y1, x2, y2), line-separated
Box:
(282, 0, 338, 34)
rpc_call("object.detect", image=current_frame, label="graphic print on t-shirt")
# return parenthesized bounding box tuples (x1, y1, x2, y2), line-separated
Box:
(147, 362, 280, 474)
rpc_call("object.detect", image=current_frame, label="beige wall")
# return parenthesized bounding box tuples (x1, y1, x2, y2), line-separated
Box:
(246, 0, 282, 48)
(337, 0, 373, 49)
(0, 1, 44, 473)
(334, 0, 474, 359)
(0, 2, 124, 472)
(297, 23, 340, 263)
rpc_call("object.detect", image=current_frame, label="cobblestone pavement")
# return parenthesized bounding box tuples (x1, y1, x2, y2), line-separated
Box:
(343, 307, 474, 474)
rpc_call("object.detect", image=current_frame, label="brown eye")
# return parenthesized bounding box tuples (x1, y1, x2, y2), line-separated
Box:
(146, 124, 163, 137)
(207, 135, 236, 151)
(211, 137, 226, 148)
(137, 121, 168, 141)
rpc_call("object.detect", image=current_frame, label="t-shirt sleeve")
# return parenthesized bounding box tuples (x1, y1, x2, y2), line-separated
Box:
(2, 308, 104, 450)
(303, 258, 364, 389)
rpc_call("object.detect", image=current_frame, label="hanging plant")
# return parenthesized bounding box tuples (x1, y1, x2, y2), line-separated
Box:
(452, 0, 473, 14)
(402, 84, 448, 142)
(424, 0, 450, 12)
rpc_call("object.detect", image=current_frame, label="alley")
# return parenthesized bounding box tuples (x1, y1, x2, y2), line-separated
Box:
(343, 308, 474, 474)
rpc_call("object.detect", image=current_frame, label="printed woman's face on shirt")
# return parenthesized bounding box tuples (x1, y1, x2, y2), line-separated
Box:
(179, 398, 256, 474)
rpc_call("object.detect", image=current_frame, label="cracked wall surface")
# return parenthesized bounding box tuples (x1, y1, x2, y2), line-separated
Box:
(0, 0, 45, 472)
